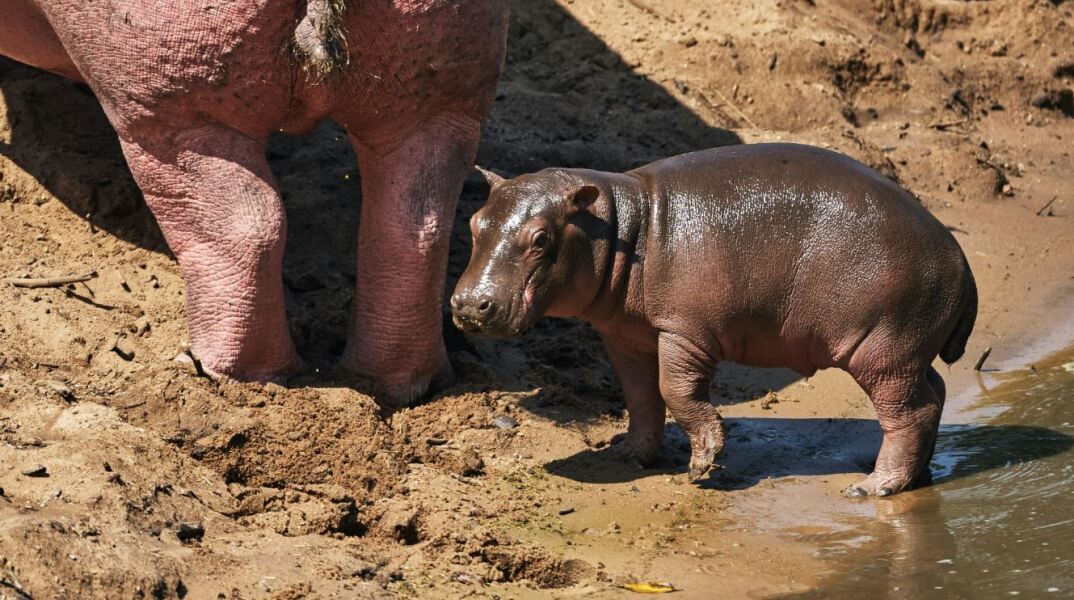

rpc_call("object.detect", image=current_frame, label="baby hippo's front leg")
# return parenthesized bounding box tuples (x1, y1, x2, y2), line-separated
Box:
(658, 333, 726, 480)
(602, 335, 666, 466)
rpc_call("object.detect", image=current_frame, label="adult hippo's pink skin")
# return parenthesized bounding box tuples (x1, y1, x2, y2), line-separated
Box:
(452, 144, 978, 496)
(0, 0, 509, 406)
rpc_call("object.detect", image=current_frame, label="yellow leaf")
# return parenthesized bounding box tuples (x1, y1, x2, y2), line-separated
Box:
(622, 582, 677, 593)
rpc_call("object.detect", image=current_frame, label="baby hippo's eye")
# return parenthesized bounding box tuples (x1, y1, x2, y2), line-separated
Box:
(533, 230, 549, 249)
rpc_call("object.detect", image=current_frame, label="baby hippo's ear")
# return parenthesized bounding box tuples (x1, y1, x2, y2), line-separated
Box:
(567, 184, 600, 215)
(474, 165, 505, 189)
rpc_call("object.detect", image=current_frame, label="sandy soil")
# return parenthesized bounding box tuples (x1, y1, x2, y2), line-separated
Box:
(2, 0, 1074, 598)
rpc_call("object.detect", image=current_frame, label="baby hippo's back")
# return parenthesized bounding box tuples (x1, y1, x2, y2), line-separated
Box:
(631, 143, 972, 376)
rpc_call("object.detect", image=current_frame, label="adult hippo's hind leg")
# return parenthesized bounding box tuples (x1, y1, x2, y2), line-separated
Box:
(119, 125, 302, 380)
(343, 115, 481, 407)
(844, 367, 943, 497)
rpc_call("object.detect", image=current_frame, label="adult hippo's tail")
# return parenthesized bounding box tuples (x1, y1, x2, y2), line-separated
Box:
(293, 0, 349, 79)
(940, 257, 978, 364)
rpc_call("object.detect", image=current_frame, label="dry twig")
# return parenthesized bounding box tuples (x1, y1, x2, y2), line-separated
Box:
(2, 271, 98, 289)
(705, 87, 759, 129)
(625, 0, 675, 23)
(1035, 195, 1058, 217)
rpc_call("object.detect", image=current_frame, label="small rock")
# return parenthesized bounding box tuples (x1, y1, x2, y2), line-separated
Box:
(176, 522, 205, 542)
(492, 415, 519, 430)
(768, 52, 778, 70)
(558, 507, 576, 516)
(426, 437, 448, 446)
(680, 36, 698, 48)
(459, 448, 484, 477)
(41, 380, 75, 402)
(989, 40, 1008, 57)
(134, 317, 150, 336)
(287, 270, 326, 292)
(21, 464, 48, 477)
(109, 335, 135, 361)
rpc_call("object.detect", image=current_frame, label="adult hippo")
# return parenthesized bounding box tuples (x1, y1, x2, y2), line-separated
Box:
(0, 0, 509, 406)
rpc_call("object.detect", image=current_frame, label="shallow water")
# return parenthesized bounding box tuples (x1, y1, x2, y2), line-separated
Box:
(783, 347, 1074, 599)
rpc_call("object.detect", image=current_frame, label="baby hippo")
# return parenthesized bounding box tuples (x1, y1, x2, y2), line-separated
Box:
(452, 143, 977, 497)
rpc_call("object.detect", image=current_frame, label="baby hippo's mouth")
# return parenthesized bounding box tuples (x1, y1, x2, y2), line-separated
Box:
(451, 298, 533, 339)
(451, 272, 542, 340)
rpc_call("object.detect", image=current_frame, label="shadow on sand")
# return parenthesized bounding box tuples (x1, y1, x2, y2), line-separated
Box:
(544, 418, 1073, 491)
(0, 0, 741, 370)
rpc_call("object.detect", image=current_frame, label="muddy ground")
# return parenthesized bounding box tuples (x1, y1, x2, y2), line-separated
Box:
(2, 0, 1074, 598)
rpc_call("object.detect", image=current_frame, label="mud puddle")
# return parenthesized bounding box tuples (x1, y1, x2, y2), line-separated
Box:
(776, 345, 1074, 599)
(488, 339, 1074, 599)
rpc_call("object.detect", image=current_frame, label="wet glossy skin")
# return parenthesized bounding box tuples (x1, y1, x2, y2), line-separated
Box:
(454, 143, 978, 496)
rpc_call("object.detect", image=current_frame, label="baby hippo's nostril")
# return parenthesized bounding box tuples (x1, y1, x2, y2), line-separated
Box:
(450, 289, 496, 332)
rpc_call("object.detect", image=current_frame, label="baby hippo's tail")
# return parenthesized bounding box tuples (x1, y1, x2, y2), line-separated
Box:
(940, 258, 978, 364)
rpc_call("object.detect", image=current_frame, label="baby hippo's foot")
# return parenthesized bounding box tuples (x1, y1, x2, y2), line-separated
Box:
(686, 414, 726, 481)
(608, 433, 662, 467)
(843, 466, 930, 498)
(844, 472, 907, 498)
(846, 470, 932, 498)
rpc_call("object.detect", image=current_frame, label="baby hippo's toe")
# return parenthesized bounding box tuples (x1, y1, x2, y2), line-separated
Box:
(609, 434, 662, 467)
(842, 470, 918, 498)
(687, 416, 726, 482)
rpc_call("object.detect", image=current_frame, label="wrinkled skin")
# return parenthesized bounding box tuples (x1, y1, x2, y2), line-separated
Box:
(453, 144, 978, 496)
(0, 0, 509, 407)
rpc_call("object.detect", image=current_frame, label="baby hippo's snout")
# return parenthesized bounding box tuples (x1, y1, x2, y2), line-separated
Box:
(450, 287, 498, 333)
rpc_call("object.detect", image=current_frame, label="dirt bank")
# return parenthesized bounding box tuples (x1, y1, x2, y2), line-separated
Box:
(2, 0, 1073, 598)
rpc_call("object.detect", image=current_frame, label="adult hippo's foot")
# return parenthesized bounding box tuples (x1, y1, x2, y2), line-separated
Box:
(121, 125, 304, 381)
(341, 115, 481, 408)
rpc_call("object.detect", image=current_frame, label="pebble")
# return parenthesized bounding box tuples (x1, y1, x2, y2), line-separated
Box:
(176, 522, 205, 542)
(21, 464, 48, 477)
(42, 380, 75, 402)
(492, 415, 519, 429)
(288, 271, 326, 292)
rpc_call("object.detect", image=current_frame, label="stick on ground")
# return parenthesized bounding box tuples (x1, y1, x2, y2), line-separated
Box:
(973, 346, 993, 372)
(1035, 195, 1058, 217)
(626, 0, 675, 22)
(2, 271, 98, 288)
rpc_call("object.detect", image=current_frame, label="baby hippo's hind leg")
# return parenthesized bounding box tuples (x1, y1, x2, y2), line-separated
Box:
(844, 367, 943, 497)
